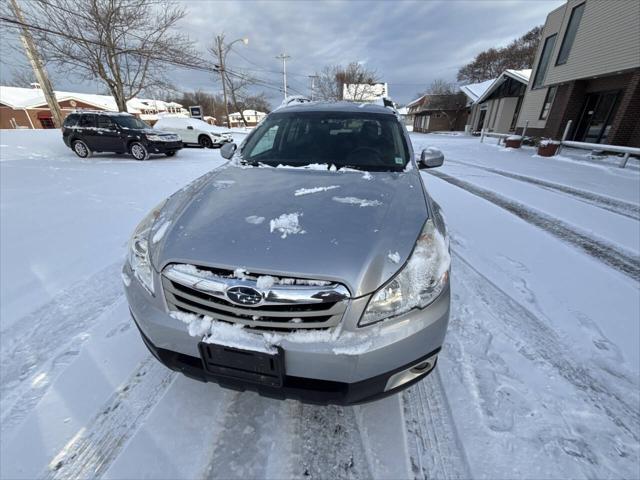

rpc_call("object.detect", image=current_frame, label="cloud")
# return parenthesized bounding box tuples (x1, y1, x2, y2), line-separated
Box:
(0, 0, 564, 105)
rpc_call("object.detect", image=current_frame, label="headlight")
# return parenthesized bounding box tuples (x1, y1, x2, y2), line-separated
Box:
(359, 219, 450, 326)
(127, 200, 166, 294)
(145, 134, 164, 141)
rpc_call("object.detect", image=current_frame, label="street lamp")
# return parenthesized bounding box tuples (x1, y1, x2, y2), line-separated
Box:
(216, 36, 248, 128)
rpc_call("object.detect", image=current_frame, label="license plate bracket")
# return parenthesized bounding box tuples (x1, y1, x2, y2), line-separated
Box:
(198, 342, 284, 388)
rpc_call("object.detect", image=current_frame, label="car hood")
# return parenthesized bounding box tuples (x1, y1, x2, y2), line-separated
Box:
(152, 165, 429, 296)
(146, 128, 176, 136)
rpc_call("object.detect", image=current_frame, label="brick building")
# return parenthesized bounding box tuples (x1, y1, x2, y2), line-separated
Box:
(515, 0, 640, 147)
(406, 93, 468, 133)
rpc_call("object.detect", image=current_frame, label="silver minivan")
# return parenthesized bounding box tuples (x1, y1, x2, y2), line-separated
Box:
(123, 101, 450, 404)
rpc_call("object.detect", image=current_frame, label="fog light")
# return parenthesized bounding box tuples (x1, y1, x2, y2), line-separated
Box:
(384, 354, 437, 392)
(410, 361, 432, 374)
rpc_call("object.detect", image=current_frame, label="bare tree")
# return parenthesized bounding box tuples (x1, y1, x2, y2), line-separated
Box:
(314, 62, 379, 101)
(457, 25, 543, 84)
(415, 78, 457, 98)
(6, 66, 38, 87)
(25, 0, 200, 112)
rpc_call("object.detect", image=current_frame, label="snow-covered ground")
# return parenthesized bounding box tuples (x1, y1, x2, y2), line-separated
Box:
(1, 129, 638, 479)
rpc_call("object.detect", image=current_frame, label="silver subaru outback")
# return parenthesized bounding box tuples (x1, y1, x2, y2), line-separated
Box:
(123, 101, 450, 404)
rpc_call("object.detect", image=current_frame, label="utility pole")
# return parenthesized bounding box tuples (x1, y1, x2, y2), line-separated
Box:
(275, 53, 290, 99)
(308, 75, 318, 101)
(215, 35, 231, 129)
(8, 0, 63, 128)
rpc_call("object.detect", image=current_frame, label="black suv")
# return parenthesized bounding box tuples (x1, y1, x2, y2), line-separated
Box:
(62, 111, 183, 160)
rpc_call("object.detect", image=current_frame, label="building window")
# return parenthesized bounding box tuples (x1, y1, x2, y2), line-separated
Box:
(556, 3, 585, 65)
(539, 86, 558, 120)
(39, 117, 55, 129)
(532, 34, 557, 89)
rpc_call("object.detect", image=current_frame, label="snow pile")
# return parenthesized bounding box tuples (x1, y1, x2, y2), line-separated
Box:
(539, 139, 561, 147)
(388, 251, 401, 264)
(245, 215, 265, 225)
(506, 135, 522, 141)
(170, 311, 213, 337)
(276, 163, 329, 171)
(332, 196, 382, 207)
(173, 263, 215, 278)
(256, 275, 275, 289)
(362, 171, 373, 180)
(152, 220, 171, 244)
(233, 268, 248, 280)
(294, 185, 340, 196)
(269, 212, 306, 238)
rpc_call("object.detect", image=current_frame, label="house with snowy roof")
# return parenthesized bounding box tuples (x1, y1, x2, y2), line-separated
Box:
(0, 85, 187, 129)
(406, 92, 468, 133)
(460, 69, 531, 134)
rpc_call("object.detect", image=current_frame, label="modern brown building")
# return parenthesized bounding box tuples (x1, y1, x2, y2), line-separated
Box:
(515, 0, 640, 146)
(462, 70, 531, 134)
(406, 94, 468, 133)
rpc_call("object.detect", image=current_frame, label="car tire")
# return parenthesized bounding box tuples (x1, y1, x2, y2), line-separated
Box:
(165, 151, 176, 157)
(72, 140, 92, 158)
(130, 142, 150, 161)
(199, 135, 213, 149)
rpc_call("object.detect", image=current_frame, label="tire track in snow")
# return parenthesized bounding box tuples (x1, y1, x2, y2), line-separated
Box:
(446, 158, 640, 221)
(453, 251, 639, 445)
(403, 370, 472, 479)
(203, 393, 297, 479)
(43, 357, 175, 480)
(427, 170, 640, 281)
(295, 402, 372, 479)
(202, 393, 372, 480)
(0, 262, 125, 434)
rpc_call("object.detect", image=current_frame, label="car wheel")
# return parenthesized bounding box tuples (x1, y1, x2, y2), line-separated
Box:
(130, 142, 149, 161)
(72, 140, 92, 158)
(165, 151, 176, 157)
(199, 135, 213, 149)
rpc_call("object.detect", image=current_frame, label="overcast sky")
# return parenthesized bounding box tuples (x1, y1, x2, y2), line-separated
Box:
(1, 0, 565, 106)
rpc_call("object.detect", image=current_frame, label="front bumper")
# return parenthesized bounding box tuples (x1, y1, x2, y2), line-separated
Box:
(146, 140, 183, 154)
(213, 137, 233, 146)
(123, 264, 450, 404)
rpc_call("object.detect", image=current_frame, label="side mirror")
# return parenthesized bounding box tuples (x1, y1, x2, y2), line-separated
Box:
(220, 142, 237, 160)
(419, 147, 444, 169)
(186, 126, 194, 130)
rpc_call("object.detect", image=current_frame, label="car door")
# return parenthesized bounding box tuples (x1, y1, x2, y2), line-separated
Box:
(77, 114, 100, 150)
(95, 115, 124, 152)
(183, 122, 198, 143)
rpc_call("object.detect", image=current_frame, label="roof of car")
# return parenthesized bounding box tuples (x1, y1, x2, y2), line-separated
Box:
(70, 110, 134, 117)
(274, 101, 397, 115)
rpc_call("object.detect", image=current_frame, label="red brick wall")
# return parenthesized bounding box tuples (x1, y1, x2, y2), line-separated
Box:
(608, 70, 640, 147)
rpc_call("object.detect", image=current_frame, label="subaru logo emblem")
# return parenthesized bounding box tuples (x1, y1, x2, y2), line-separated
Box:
(226, 286, 262, 306)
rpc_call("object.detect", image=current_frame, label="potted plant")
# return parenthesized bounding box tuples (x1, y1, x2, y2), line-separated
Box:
(504, 135, 522, 148)
(537, 139, 561, 157)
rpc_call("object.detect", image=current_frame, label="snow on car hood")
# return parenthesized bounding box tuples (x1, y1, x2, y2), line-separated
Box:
(151, 165, 429, 296)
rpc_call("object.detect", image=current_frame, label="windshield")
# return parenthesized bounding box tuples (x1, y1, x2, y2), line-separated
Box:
(114, 116, 150, 130)
(242, 112, 409, 171)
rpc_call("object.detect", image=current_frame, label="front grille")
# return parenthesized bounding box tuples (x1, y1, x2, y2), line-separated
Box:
(162, 264, 350, 331)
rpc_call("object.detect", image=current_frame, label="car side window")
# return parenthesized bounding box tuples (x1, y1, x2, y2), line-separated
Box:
(252, 124, 279, 156)
(79, 114, 95, 128)
(63, 114, 79, 127)
(97, 116, 114, 129)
